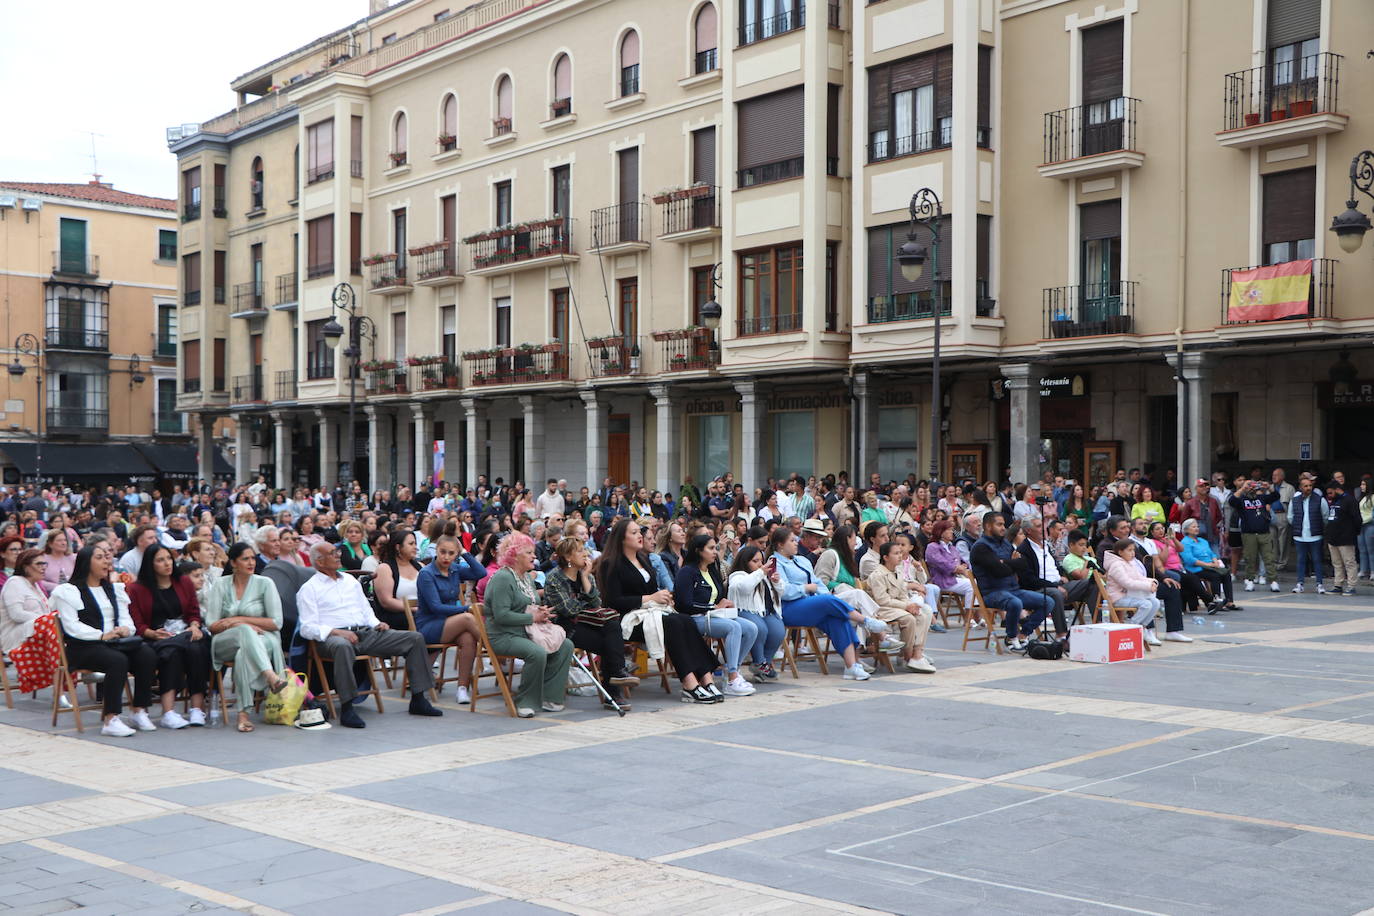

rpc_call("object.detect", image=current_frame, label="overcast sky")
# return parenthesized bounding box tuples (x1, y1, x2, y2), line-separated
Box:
(0, 1, 363, 200)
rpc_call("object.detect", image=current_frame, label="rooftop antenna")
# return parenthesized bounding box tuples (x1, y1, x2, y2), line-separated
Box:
(86, 131, 106, 185)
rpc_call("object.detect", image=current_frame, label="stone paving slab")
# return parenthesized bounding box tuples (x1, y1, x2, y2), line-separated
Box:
(0, 768, 94, 811)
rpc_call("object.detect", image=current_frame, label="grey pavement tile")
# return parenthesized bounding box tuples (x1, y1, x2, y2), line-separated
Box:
(461, 900, 571, 915)
(0, 769, 93, 811)
(289, 878, 481, 916)
(138, 777, 289, 807)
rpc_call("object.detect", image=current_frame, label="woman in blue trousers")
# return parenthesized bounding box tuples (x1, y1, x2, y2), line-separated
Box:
(767, 528, 889, 680)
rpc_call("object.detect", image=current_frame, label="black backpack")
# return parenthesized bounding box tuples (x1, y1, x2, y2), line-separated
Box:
(1025, 638, 1065, 660)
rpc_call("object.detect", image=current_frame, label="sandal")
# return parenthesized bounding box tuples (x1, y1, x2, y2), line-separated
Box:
(267, 676, 288, 695)
(236, 713, 255, 733)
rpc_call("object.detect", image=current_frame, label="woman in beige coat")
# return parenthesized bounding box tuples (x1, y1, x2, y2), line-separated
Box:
(865, 541, 936, 673)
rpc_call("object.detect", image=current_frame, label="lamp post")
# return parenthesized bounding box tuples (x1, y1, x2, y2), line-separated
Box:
(895, 188, 943, 485)
(7, 334, 43, 485)
(1330, 150, 1374, 253)
(699, 262, 723, 364)
(321, 282, 375, 489)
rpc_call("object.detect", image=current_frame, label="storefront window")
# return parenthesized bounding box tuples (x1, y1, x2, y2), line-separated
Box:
(772, 411, 814, 480)
(877, 406, 919, 483)
(696, 415, 730, 482)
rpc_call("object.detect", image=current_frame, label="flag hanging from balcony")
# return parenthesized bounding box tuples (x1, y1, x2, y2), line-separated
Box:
(1227, 259, 1313, 323)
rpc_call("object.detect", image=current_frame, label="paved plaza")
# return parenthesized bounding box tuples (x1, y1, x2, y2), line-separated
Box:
(4, 591, 1374, 915)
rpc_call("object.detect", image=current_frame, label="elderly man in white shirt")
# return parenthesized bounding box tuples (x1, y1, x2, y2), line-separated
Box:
(297, 541, 442, 728)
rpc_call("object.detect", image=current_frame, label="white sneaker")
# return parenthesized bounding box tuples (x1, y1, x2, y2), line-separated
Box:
(1163, 632, 1193, 643)
(859, 659, 876, 673)
(512, 659, 525, 673)
(187, 708, 207, 727)
(1143, 631, 1162, 647)
(516, 707, 536, 718)
(1269, 581, 1280, 593)
(456, 685, 472, 704)
(160, 709, 189, 729)
(905, 656, 937, 673)
(862, 617, 890, 636)
(1257, 576, 1268, 585)
(1317, 584, 1327, 594)
(877, 636, 904, 652)
(129, 710, 157, 732)
(1244, 579, 1255, 592)
(842, 663, 871, 681)
(58, 695, 72, 710)
(101, 716, 136, 738)
(1292, 583, 1304, 594)
(540, 701, 565, 712)
(724, 675, 755, 696)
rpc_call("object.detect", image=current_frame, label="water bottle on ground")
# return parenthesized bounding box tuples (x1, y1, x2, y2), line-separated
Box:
(207, 697, 223, 728)
(1193, 616, 1206, 626)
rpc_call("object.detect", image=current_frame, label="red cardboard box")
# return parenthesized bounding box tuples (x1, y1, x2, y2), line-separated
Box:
(1068, 623, 1145, 664)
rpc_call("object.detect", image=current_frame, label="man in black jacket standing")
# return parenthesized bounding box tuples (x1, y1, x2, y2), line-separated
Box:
(1326, 481, 1361, 596)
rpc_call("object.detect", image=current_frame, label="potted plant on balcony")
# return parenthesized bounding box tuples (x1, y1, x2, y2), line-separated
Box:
(437, 133, 457, 151)
(1243, 111, 1263, 127)
(362, 253, 395, 267)
(442, 360, 460, 387)
(492, 117, 512, 135)
(1289, 98, 1315, 117)
(670, 353, 689, 369)
(389, 151, 408, 167)
(1049, 311, 1075, 339)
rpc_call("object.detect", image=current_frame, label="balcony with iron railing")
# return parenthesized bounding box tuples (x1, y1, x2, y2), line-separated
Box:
(156, 338, 177, 358)
(181, 202, 200, 222)
(232, 280, 266, 317)
(739, 6, 804, 45)
(46, 325, 109, 351)
(364, 361, 408, 395)
(549, 98, 572, 120)
(184, 289, 201, 306)
(1220, 258, 1335, 328)
(586, 336, 643, 379)
(306, 160, 335, 184)
(737, 311, 803, 337)
(739, 156, 804, 188)
(657, 186, 719, 240)
(47, 407, 108, 435)
(1043, 281, 1138, 339)
(653, 327, 714, 372)
(306, 259, 333, 280)
(1219, 52, 1345, 148)
(157, 415, 187, 435)
(620, 64, 641, 98)
(866, 288, 952, 324)
(51, 250, 99, 278)
(828, 0, 842, 27)
(232, 368, 265, 402)
(463, 343, 569, 387)
(465, 218, 576, 275)
(213, 187, 226, 218)
(183, 378, 202, 394)
(365, 254, 411, 295)
(275, 369, 297, 400)
(694, 48, 718, 74)
(407, 356, 462, 393)
(274, 272, 298, 308)
(1039, 97, 1142, 179)
(589, 202, 648, 252)
(410, 242, 462, 285)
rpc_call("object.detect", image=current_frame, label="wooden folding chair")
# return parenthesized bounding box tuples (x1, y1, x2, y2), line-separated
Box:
(307, 640, 385, 719)
(399, 597, 459, 699)
(1091, 572, 1151, 653)
(1, 654, 13, 709)
(469, 604, 518, 717)
(50, 641, 133, 732)
(961, 572, 1004, 655)
(937, 592, 965, 629)
(783, 626, 832, 676)
(625, 640, 675, 692)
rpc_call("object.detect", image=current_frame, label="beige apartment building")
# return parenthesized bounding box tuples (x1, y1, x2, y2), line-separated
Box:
(169, 0, 1374, 494)
(0, 181, 229, 488)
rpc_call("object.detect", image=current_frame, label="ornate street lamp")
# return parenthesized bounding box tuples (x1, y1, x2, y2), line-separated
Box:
(895, 188, 944, 484)
(1331, 150, 1374, 254)
(324, 282, 375, 487)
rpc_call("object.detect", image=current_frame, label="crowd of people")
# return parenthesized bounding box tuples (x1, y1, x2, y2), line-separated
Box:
(0, 462, 1368, 736)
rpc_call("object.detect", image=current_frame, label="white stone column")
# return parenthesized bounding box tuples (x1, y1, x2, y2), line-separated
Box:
(462, 398, 486, 486)
(519, 395, 545, 487)
(734, 379, 767, 494)
(365, 405, 392, 494)
(581, 388, 608, 489)
(395, 411, 414, 490)
(315, 410, 338, 490)
(412, 404, 434, 488)
(196, 415, 215, 484)
(1168, 352, 1214, 486)
(233, 413, 252, 484)
(853, 372, 879, 478)
(649, 385, 681, 496)
(1000, 363, 1042, 487)
(271, 411, 293, 490)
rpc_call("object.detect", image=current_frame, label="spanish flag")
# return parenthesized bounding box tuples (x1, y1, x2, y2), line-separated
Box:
(1226, 259, 1313, 323)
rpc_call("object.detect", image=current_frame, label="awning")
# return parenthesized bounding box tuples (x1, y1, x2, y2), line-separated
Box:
(132, 443, 233, 480)
(0, 442, 158, 481)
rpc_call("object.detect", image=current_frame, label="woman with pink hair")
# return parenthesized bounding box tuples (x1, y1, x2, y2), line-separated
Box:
(482, 533, 574, 717)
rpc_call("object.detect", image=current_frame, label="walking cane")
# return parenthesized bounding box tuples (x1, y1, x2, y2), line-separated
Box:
(570, 650, 627, 717)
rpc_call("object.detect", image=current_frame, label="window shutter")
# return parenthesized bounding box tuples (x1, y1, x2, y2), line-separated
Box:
(618, 147, 639, 203)
(1267, 0, 1320, 46)
(692, 127, 716, 184)
(183, 341, 200, 381)
(1081, 20, 1124, 103)
(497, 77, 513, 119)
(977, 214, 991, 288)
(1079, 199, 1122, 240)
(695, 3, 717, 52)
(977, 46, 992, 136)
(553, 58, 571, 99)
(827, 84, 840, 162)
(867, 226, 894, 300)
(1262, 167, 1316, 244)
(621, 31, 640, 67)
(443, 95, 457, 134)
(868, 64, 892, 133)
(737, 86, 805, 169)
(349, 213, 361, 272)
(934, 47, 954, 121)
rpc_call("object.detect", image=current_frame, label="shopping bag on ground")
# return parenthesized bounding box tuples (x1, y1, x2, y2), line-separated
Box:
(262, 668, 309, 725)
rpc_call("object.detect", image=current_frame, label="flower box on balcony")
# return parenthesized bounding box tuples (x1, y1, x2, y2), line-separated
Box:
(1243, 112, 1262, 127)
(652, 184, 711, 205)
(586, 335, 620, 349)
(492, 118, 512, 134)
(651, 326, 708, 342)
(362, 253, 396, 266)
(1289, 99, 1315, 117)
(406, 355, 445, 367)
(437, 134, 457, 151)
(408, 242, 447, 256)
(363, 360, 398, 372)
(389, 152, 408, 167)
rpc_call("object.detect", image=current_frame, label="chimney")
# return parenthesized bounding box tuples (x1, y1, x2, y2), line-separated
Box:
(369, 0, 388, 14)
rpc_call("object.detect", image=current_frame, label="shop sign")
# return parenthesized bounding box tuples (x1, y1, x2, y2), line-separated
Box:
(682, 390, 854, 415)
(991, 373, 1090, 400)
(1317, 380, 1374, 409)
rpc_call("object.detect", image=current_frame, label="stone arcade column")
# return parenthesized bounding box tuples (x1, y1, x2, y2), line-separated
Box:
(999, 363, 1042, 486)
(232, 413, 252, 484)
(581, 388, 609, 490)
(365, 406, 392, 494)
(734, 379, 767, 495)
(1167, 352, 1214, 487)
(271, 411, 293, 490)
(519, 395, 545, 487)
(649, 385, 681, 497)
(461, 398, 486, 486)
(412, 404, 434, 488)
(196, 415, 215, 485)
(853, 372, 879, 478)
(316, 410, 339, 489)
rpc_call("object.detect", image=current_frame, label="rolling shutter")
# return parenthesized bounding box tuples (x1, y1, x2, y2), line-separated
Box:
(737, 86, 804, 169)
(692, 127, 716, 184)
(1081, 20, 1124, 103)
(868, 65, 891, 134)
(1262, 167, 1316, 244)
(1267, 0, 1320, 46)
(1079, 200, 1121, 240)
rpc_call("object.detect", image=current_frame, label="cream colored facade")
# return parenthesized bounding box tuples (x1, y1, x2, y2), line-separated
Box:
(171, 0, 1374, 492)
(0, 182, 220, 487)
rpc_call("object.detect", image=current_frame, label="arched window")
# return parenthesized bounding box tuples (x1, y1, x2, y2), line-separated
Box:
(250, 156, 264, 210)
(494, 75, 513, 134)
(694, 4, 718, 73)
(552, 54, 572, 118)
(440, 94, 457, 151)
(391, 112, 408, 166)
(619, 30, 641, 96)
